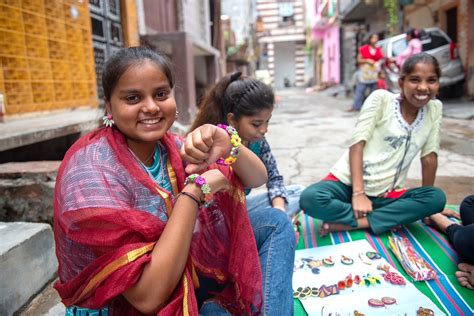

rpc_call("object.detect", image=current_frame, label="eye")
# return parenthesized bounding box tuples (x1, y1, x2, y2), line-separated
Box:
(252, 123, 261, 128)
(125, 95, 140, 103)
(155, 90, 170, 100)
(427, 78, 438, 84)
(408, 77, 420, 83)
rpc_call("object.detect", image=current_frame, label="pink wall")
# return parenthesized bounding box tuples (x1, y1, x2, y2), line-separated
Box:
(322, 25, 340, 83)
(312, 0, 341, 83)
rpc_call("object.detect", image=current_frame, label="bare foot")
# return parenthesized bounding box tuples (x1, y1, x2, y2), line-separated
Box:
(456, 263, 474, 290)
(423, 213, 459, 234)
(319, 222, 354, 237)
(441, 208, 461, 219)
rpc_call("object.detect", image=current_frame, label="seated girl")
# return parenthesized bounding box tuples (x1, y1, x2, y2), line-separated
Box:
(53, 47, 291, 315)
(300, 53, 446, 235)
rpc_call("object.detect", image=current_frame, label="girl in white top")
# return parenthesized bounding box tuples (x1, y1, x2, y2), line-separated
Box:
(300, 53, 447, 235)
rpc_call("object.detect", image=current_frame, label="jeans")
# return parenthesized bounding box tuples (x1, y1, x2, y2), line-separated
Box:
(446, 195, 474, 264)
(198, 207, 296, 315)
(248, 206, 296, 315)
(246, 184, 305, 217)
(353, 82, 377, 110)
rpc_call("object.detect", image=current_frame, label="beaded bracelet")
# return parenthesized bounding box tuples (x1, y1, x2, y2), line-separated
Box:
(216, 124, 241, 165)
(184, 174, 214, 207)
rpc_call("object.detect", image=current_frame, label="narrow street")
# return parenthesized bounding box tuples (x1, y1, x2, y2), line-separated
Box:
(268, 89, 474, 204)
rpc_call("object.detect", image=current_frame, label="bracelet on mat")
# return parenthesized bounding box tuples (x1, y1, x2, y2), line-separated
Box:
(352, 190, 365, 197)
(216, 124, 241, 165)
(185, 174, 214, 207)
(176, 191, 202, 207)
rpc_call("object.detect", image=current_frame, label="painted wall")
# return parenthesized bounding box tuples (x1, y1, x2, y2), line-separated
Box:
(322, 25, 340, 83)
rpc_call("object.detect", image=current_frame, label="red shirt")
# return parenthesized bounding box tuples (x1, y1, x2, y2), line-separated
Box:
(359, 44, 384, 62)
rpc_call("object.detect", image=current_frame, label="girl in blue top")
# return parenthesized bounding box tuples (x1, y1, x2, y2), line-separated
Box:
(190, 72, 305, 216)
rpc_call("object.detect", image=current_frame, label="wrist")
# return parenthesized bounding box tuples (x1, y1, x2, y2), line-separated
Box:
(216, 124, 241, 165)
(185, 174, 214, 207)
(352, 190, 365, 197)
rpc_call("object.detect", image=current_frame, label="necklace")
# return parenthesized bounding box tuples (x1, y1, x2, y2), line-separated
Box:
(142, 147, 155, 166)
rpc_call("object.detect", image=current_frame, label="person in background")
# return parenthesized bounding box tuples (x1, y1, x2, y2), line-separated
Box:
(347, 33, 385, 112)
(396, 28, 423, 69)
(377, 70, 388, 90)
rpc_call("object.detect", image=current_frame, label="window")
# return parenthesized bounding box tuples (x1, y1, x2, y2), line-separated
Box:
(391, 38, 408, 57)
(422, 31, 449, 51)
(279, 2, 295, 26)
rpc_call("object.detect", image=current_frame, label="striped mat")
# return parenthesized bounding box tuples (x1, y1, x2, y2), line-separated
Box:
(293, 205, 474, 315)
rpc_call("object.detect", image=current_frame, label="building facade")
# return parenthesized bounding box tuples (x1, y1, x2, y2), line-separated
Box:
(138, 0, 224, 123)
(256, 0, 307, 89)
(312, 0, 340, 86)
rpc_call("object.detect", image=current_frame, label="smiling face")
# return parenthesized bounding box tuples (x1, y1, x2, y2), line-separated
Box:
(106, 60, 176, 156)
(227, 108, 273, 143)
(399, 62, 440, 110)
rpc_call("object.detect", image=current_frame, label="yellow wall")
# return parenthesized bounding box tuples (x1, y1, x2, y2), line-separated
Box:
(121, 0, 140, 47)
(0, 0, 97, 116)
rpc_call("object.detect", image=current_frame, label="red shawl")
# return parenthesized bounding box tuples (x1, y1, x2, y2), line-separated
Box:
(53, 127, 262, 315)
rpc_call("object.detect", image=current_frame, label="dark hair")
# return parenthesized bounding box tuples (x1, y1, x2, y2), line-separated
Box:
(365, 33, 379, 44)
(400, 52, 441, 81)
(102, 46, 174, 101)
(189, 72, 275, 131)
(406, 28, 421, 39)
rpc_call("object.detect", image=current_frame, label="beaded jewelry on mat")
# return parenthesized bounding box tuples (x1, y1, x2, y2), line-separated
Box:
(185, 174, 214, 207)
(216, 124, 241, 165)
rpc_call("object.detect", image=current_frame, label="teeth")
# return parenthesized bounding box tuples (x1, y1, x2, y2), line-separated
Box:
(141, 118, 161, 124)
(414, 95, 428, 101)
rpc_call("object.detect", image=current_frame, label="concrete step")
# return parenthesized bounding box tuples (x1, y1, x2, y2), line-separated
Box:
(19, 279, 65, 316)
(0, 222, 57, 315)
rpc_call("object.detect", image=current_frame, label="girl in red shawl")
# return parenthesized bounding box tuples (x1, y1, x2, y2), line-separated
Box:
(54, 47, 268, 315)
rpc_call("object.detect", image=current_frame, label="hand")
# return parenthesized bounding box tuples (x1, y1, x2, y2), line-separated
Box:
(352, 194, 373, 219)
(441, 208, 461, 219)
(199, 169, 231, 194)
(181, 124, 232, 173)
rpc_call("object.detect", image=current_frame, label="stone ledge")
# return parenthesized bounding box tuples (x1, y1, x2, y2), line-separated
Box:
(0, 222, 58, 316)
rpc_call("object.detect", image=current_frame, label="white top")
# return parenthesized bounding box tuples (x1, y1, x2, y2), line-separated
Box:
(330, 90, 442, 196)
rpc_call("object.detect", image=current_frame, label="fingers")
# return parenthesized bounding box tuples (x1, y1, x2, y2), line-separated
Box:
(185, 163, 208, 174)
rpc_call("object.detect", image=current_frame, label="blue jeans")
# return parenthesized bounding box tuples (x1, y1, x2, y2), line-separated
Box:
(248, 206, 296, 315)
(246, 184, 305, 217)
(353, 82, 377, 110)
(199, 207, 296, 315)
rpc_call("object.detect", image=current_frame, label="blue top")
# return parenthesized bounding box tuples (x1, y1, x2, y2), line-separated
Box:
(246, 138, 288, 202)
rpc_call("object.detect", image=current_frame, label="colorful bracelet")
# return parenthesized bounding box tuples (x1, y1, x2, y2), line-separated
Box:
(216, 124, 241, 165)
(185, 174, 214, 207)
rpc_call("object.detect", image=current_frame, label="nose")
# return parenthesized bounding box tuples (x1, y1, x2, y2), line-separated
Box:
(142, 96, 159, 113)
(259, 124, 268, 135)
(417, 81, 428, 91)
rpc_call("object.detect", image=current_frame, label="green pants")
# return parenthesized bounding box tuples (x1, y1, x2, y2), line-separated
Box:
(299, 180, 446, 235)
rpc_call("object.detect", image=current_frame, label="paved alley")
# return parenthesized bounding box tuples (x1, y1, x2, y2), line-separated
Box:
(267, 89, 474, 204)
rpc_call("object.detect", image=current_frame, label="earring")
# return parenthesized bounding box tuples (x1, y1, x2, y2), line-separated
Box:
(175, 110, 179, 119)
(102, 114, 114, 127)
